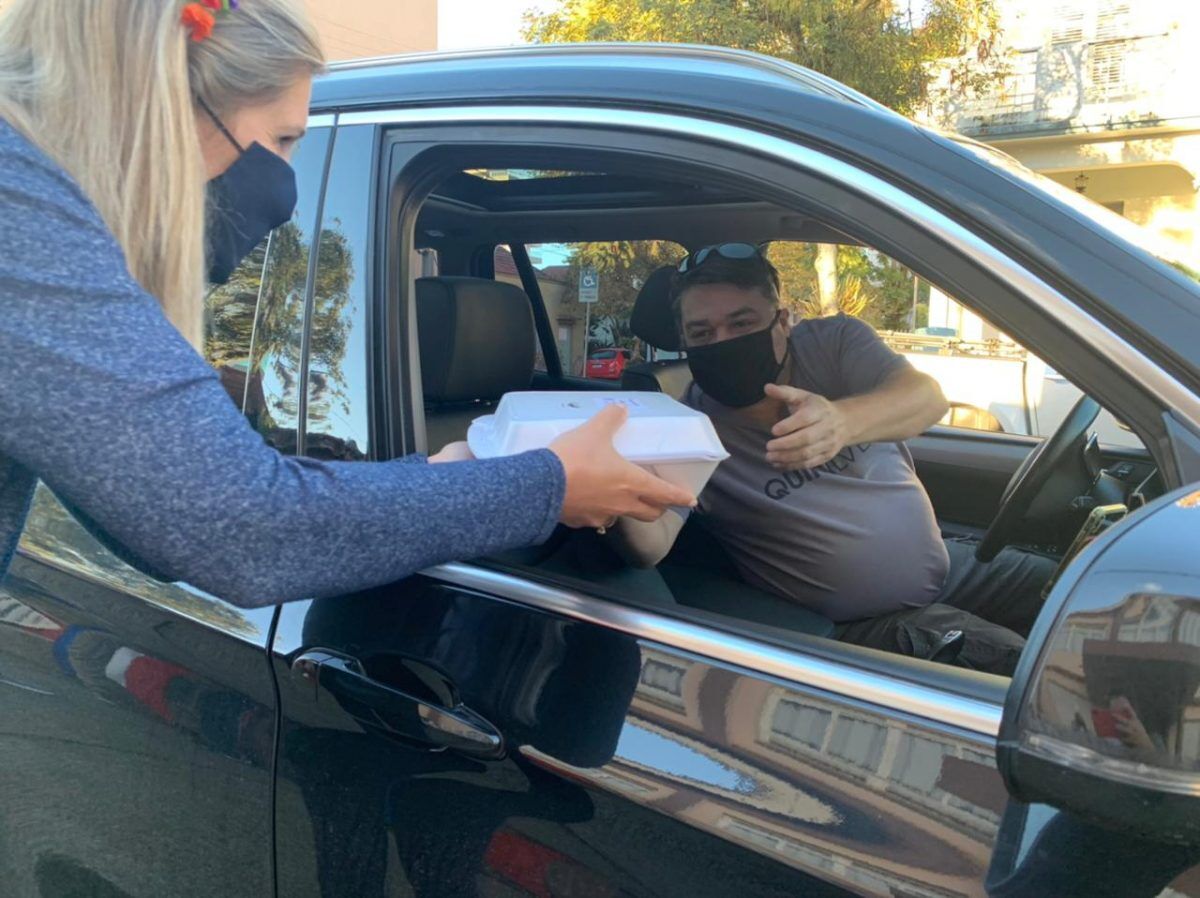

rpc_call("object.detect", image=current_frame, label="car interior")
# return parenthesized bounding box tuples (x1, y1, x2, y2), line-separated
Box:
(402, 149, 1168, 675)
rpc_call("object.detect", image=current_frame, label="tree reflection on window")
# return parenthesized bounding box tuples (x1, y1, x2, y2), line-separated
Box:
(204, 221, 358, 459)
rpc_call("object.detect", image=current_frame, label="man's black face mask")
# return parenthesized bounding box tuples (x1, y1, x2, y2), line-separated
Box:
(200, 98, 297, 285)
(686, 310, 789, 408)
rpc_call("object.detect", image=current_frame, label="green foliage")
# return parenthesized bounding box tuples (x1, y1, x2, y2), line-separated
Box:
(204, 221, 355, 429)
(523, 0, 1005, 116)
(764, 242, 923, 329)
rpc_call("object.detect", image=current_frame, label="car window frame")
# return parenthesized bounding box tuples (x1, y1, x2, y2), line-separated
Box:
(368, 106, 1196, 735)
(300, 123, 378, 462)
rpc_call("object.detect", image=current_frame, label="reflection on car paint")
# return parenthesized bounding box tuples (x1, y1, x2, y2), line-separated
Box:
(16, 486, 269, 641)
(1, 503, 276, 896)
(1177, 489, 1200, 509)
(1024, 584, 1200, 781)
(522, 642, 1005, 898)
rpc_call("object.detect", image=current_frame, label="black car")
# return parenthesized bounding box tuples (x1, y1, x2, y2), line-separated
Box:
(3, 45, 1200, 898)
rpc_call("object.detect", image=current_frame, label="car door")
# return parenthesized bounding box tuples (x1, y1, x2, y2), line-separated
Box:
(273, 571, 1007, 898)
(0, 123, 333, 898)
(2, 497, 277, 898)
(266, 110, 1063, 898)
(269, 99, 1199, 897)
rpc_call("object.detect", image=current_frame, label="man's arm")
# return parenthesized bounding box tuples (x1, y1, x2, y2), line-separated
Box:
(764, 368, 947, 470)
(607, 509, 688, 568)
(837, 366, 948, 442)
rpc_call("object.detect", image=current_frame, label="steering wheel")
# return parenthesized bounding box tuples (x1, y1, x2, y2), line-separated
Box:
(975, 395, 1102, 563)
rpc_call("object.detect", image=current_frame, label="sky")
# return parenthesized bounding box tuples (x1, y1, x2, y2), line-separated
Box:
(438, 0, 551, 50)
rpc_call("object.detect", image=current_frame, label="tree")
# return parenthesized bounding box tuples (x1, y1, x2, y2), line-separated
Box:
(204, 221, 355, 432)
(524, 0, 1006, 327)
(523, 0, 1005, 117)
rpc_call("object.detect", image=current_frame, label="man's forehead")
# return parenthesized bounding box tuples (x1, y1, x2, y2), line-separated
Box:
(680, 284, 773, 322)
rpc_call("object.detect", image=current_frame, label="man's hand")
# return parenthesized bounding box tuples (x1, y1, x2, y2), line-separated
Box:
(763, 383, 852, 471)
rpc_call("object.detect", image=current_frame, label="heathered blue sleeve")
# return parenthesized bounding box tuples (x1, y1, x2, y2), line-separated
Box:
(0, 121, 565, 607)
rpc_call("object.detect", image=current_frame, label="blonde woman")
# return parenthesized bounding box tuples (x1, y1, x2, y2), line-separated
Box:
(0, 0, 692, 605)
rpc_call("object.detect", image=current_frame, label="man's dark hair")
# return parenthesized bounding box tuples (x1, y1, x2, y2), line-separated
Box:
(670, 252, 782, 325)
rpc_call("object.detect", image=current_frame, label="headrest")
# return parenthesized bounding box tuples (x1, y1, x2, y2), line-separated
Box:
(621, 359, 693, 403)
(629, 264, 682, 351)
(416, 277, 535, 403)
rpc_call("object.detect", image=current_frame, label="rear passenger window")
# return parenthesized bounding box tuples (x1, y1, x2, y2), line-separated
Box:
(518, 241, 684, 377)
(205, 241, 268, 416)
(493, 245, 561, 373)
(15, 131, 333, 614)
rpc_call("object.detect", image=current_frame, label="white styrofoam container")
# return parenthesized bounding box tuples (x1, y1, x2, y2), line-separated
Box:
(468, 391, 730, 497)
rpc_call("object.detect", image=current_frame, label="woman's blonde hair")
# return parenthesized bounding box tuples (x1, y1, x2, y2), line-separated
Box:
(0, 0, 324, 346)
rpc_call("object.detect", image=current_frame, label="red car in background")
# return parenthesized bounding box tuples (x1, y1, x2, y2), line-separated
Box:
(585, 347, 632, 380)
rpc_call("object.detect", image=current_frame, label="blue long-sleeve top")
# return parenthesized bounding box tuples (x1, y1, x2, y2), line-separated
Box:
(0, 119, 565, 607)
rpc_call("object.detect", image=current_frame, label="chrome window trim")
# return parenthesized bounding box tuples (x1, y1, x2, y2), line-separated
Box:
(426, 562, 1002, 738)
(339, 103, 1200, 433)
(306, 113, 336, 129)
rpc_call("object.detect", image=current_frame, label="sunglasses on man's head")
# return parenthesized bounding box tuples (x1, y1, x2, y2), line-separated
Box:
(677, 242, 763, 274)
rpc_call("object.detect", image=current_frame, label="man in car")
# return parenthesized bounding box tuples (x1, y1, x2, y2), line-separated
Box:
(611, 244, 1057, 674)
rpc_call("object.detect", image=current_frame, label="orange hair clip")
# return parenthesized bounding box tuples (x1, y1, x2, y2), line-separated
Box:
(181, 0, 238, 43)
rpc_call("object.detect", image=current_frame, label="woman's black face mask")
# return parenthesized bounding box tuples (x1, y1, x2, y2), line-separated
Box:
(200, 99, 297, 285)
(686, 310, 789, 408)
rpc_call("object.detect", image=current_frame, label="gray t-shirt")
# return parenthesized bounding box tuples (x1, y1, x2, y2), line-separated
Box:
(686, 314, 949, 623)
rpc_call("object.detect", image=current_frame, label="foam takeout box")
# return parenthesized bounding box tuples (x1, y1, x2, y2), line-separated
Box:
(467, 391, 730, 497)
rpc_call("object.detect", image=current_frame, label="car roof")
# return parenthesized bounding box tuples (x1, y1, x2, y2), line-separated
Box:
(312, 42, 892, 118)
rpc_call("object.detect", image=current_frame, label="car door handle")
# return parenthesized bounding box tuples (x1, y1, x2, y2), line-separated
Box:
(292, 650, 504, 760)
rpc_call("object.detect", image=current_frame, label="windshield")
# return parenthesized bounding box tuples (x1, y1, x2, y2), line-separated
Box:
(954, 139, 1200, 290)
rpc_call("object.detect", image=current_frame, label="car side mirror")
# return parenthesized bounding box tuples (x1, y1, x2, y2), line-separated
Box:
(997, 485, 1200, 843)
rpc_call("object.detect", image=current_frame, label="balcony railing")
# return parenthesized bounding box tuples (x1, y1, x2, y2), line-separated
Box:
(953, 32, 1173, 136)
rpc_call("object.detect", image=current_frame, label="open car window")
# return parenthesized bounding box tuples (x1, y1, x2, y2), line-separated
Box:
(402, 138, 1160, 689)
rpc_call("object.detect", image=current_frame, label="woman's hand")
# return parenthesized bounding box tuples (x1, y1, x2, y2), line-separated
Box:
(549, 405, 696, 528)
(429, 441, 474, 464)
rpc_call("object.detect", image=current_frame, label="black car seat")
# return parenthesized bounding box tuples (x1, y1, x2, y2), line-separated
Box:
(417, 276, 568, 569)
(417, 276, 536, 454)
(621, 359, 693, 402)
(620, 265, 693, 400)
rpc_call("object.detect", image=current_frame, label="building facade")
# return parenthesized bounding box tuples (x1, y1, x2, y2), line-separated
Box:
(304, 0, 437, 60)
(0, 2, 437, 61)
(943, 1, 1199, 270)
(915, 0, 1198, 425)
